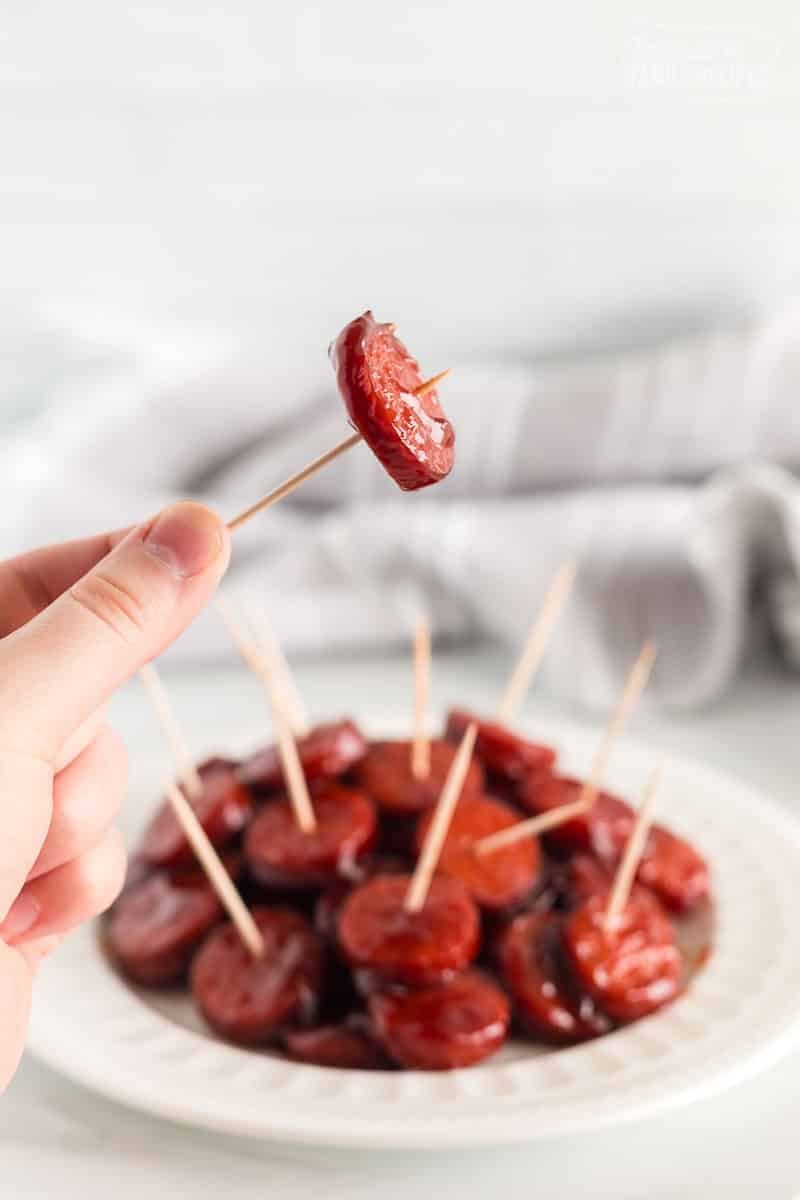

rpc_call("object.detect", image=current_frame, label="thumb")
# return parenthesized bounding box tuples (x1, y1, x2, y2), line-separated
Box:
(0, 502, 230, 761)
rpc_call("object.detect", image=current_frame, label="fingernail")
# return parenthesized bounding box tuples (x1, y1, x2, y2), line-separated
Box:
(1, 893, 41, 942)
(143, 502, 225, 579)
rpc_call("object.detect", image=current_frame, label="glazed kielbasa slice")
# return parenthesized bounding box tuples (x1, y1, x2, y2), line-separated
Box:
(139, 758, 253, 868)
(284, 1017, 392, 1070)
(496, 911, 610, 1042)
(636, 825, 711, 914)
(106, 873, 221, 987)
(562, 893, 682, 1023)
(239, 720, 367, 799)
(244, 785, 377, 888)
(118, 849, 241, 902)
(414, 793, 539, 911)
(445, 709, 556, 784)
(314, 856, 408, 940)
(522, 778, 710, 913)
(191, 907, 324, 1045)
(518, 774, 634, 859)
(370, 970, 510, 1070)
(560, 854, 615, 907)
(560, 854, 665, 930)
(338, 874, 480, 986)
(329, 310, 455, 491)
(563, 835, 710, 916)
(356, 739, 484, 815)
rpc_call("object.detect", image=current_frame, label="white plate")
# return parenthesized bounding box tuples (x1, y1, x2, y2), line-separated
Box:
(26, 714, 800, 1148)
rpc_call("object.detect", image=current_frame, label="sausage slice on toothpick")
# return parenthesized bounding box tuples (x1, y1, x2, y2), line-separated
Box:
(228, 311, 454, 530)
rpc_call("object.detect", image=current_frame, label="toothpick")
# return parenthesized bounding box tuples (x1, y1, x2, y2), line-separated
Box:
(165, 781, 264, 959)
(404, 723, 478, 913)
(578, 640, 657, 813)
(604, 761, 665, 930)
(241, 593, 309, 738)
(476, 639, 657, 856)
(226, 361, 453, 532)
(216, 598, 317, 832)
(139, 664, 202, 797)
(215, 594, 262, 667)
(411, 615, 431, 779)
(496, 562, 577, 724)
(228, 432, 362, 532)
(473, 790, 595, 857)
(414, 369, 451, 398)
(269, 706, 317, 832)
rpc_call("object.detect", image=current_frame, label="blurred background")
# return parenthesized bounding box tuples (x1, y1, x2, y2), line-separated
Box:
(2, 1, 800, 709)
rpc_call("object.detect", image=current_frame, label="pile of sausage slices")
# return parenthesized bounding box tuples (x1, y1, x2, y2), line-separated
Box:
(105, 711, 712, 1072)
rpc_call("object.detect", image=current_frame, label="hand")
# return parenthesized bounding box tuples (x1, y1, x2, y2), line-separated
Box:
(0, 502, 230, 1091)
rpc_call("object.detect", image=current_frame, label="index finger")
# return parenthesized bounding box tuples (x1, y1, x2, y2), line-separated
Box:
(0, 526, 131, 637)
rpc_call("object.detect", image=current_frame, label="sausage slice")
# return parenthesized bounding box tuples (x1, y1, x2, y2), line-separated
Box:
(338, 874, 479, 986)
(370, 970, 510, 1069)
(445, 709, 556, 784)
(139, 758, 253, 867)
(330, 310, 455, 491)
(191, 907, 323, 1044)
(106, 873, 221, 987)
(496, 911, 610, 1042)
(356, 739, 483, 815)
(239, 720, 367, 799)
(562, 893, 682, 1023)
(414, 792, 539, 911)
(244, 785, 377, 888)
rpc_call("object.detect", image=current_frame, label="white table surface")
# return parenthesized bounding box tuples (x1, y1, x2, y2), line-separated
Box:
(4, 646, 800, 1199)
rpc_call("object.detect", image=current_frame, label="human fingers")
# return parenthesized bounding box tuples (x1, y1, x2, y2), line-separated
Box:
(27, 727, 127, 881)
(0, 501, 230, 763)
(1, 827, 127, 945)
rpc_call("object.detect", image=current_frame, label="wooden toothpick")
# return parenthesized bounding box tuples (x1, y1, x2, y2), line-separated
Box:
(473, 789, 595, 857)
(411, 615, 431, 780)
(166, 781, 264, 959)
(604, 761, 665, 930)
(414, 369, 451, 398)
(227, 369, 452, 532)
(228, 432, 362, 532)
(242, 593, 309, 738)
(404, 722, 478, 913)
(139, 664, 202, 797)
(578, 640, 657, 813)
(476, 640, 657, 857)
(216, 598, 317, 832)
(496, 562, 577, 724)
(270, 706, 317, 832)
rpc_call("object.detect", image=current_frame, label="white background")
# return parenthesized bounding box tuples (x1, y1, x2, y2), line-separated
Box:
(1, 1, 799, 378)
